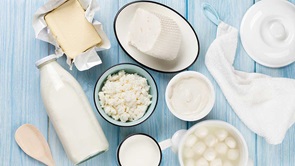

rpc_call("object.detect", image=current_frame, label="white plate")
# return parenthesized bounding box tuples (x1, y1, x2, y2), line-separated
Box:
(240, 0, 295, 68)
(114, 1, 200, 73)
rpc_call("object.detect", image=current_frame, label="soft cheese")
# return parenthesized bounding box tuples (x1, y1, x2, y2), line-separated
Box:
(45, 0, 102, 59)
(128, 8, 181, 61)
(98, 70, 152, 122)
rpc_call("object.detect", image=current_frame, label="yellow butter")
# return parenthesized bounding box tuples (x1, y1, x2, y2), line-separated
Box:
(45, 0, 101, 59)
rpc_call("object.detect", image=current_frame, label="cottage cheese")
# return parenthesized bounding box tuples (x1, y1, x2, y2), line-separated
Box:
(98, 70, 152, 122)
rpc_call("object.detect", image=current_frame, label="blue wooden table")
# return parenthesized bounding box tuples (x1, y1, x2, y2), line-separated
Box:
(1, 0, 295, 165)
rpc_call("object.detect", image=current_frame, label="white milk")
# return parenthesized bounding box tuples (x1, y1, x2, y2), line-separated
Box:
(118, 134, 161, 166)
(36, 55, 109, 164)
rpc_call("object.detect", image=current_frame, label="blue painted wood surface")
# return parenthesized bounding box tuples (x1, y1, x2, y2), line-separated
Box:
(0, 0, 294, 165)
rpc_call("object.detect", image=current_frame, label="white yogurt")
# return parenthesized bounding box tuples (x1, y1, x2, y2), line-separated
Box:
(166, 71, 215, 121)
(168, 77, 210, 114)
(118, 134, 161, 166)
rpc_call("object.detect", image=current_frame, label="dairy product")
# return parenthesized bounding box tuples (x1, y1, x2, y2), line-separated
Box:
(181, 126, 241, 166)
(128, 8, 181, 61)
(195, 157, 209, 166)
(216, 129, 228, 141)
(185, 159, 195, 166)
(227, 149, 239, 160)
(204, 134, 217, 147)
(215, 142, 228, 154)
(118, 134, 161, 166)
(225, 137, 237, 149)
(192, 142, 206, 155)
(184, 134, 197, 147)
(36, 55, 108, 164)
(195, 127, 209, 138)
(210, 158, 222, 166)
(168, 76, 211, 114)
(98, 70, 152, 122)
(204, 148, 217, 161)
(45, 0, 102, 59)
(183, 148, 195, 158)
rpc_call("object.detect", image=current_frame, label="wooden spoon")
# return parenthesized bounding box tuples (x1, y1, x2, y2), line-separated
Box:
(15, 124, 55, 166)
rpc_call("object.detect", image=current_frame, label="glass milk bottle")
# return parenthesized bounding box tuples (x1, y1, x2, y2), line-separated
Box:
(35, 55, 109, 165)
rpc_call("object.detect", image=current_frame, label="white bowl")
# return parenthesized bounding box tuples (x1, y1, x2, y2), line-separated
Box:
(165, 71, 215, 121)
(114, 1, 200, 73)
(94, 63, 158, 127)
(178, 120, 250, 166)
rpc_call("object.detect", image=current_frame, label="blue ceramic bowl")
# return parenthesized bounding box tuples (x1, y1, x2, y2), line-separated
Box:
(93, 63, 158, 127)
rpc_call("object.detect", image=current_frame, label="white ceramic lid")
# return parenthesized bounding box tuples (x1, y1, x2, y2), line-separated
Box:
(240, 0, 295, 68)
(114, 1, 200, 73)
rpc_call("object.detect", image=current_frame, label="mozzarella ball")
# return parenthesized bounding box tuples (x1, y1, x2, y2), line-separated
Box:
(214, 142, 228, 154)
(203, 148, 216, 161)
(210, 158, 222, 166)
(227, 149, 239, 160)
(223, 160, 233, 166)
(183, 147, 194, 159)
(225, 137, 237, 149)
(193, 142, 207, 155)
(184, 159, 195, 166)
(215, 129, 228, 141)
(185, 134, 197, 147)
(196, 157, 209, 166)
(194, 127, 209, 138)
(205, 134, 217, 147)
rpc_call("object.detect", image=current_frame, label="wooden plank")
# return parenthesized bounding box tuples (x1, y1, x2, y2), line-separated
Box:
(46, 0, 120, 165)
(255, 0, 295, 165)
(1, 0, 295, 165)
(0, 0, 49, 165)
(117, 0, 187, 165)
(187, 0, 257, 164)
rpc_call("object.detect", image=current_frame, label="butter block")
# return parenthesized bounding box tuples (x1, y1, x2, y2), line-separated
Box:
(45, 0, 101, 59)
(128, 8, 181, 61)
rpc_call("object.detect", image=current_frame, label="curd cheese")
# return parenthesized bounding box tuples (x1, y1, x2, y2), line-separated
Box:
(98, 70, 152, 122)
(128, 8, 181, 61)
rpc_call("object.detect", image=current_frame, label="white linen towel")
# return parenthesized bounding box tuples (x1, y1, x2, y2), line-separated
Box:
(205, 22, 295, 144)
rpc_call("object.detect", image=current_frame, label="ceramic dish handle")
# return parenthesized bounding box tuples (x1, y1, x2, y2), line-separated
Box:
(159, 139, 172, 151)
(202, 3, 221, 25)
(158, 130, 187, 153)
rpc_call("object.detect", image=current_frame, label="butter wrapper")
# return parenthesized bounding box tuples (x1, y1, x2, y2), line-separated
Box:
(33, 0, 111, 71)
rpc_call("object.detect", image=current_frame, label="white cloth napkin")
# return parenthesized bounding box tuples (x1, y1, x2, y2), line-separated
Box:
(205, 22, 295, 144)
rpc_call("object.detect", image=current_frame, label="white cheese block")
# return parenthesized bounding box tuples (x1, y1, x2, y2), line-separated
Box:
(45, 0, 102, 59)
(128, 8, 181, 61)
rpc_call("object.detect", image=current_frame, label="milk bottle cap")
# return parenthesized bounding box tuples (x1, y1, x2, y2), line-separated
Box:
(35, 54, 58, 68)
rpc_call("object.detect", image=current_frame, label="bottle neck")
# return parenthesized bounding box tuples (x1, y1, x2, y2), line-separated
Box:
(37, 59, 57, 69)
